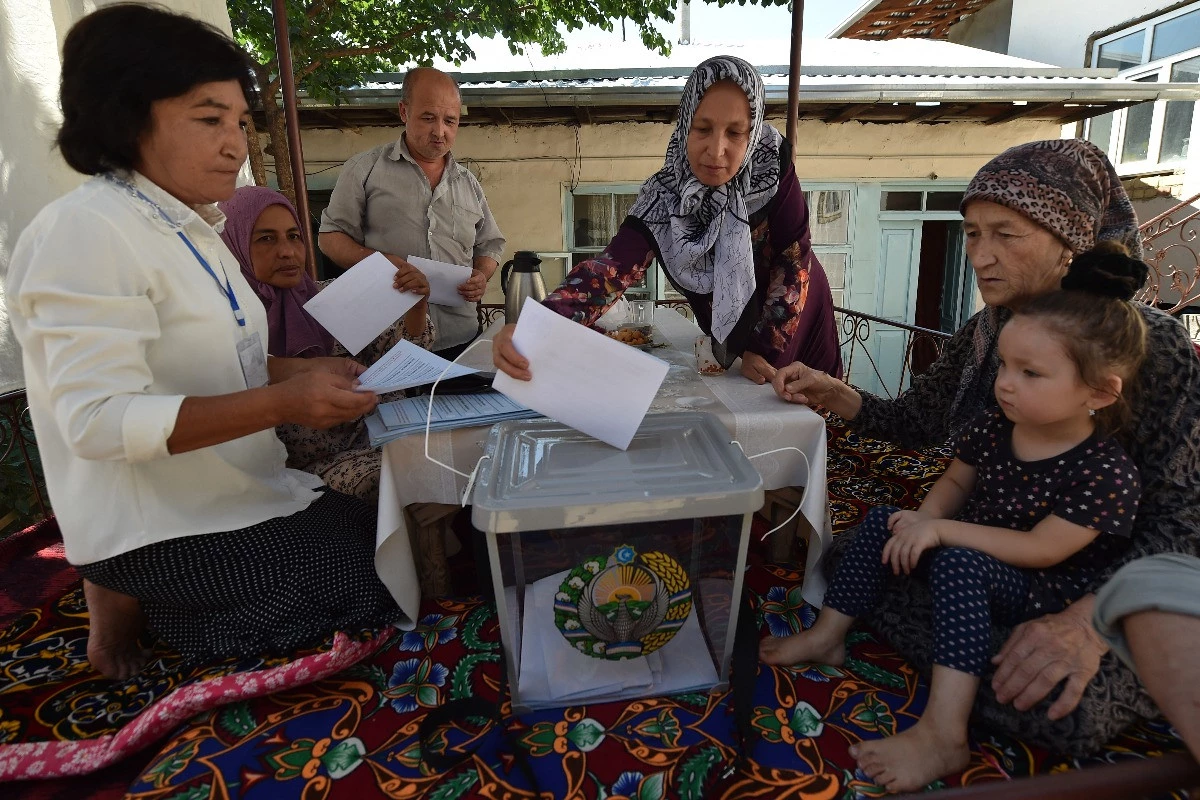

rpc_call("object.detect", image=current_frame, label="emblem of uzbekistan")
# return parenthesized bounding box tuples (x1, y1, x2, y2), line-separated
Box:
(554, 544, 693, 660)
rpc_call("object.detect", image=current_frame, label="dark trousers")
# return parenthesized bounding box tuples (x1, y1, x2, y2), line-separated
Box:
(823, 506, 1031, 677)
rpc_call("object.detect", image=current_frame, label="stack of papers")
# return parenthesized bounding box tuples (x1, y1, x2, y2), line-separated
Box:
(513, 569, 719, 710)
(364, 391, 540, 448)
(355, 339, 477, 395)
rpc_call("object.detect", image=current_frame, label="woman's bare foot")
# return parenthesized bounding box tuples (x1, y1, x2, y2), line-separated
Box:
(850, 720, 971, 793)
(83, 580, 149, 680)
(759, 629, 846, 667)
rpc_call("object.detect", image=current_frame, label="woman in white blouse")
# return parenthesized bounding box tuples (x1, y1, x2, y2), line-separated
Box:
(8, 5, 416, 678)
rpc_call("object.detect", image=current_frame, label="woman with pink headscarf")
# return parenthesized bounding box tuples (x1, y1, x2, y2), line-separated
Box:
(219, 185, 433, 500)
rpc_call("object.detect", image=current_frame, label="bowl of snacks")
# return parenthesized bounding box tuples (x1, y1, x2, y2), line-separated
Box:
(607, 326, 653, 349)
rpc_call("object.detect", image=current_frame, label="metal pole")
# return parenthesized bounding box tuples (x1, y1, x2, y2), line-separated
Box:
(270, 0, 318, 277)
(786, 0, 805, 161)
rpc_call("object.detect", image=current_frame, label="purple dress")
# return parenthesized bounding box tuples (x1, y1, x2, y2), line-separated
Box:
(542, 157, 842, 376)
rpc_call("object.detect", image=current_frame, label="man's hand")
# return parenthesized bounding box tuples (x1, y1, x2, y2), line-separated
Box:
(881, 519, 941, 575)
(382, 255, 430, 296)
(990, 594, 1107, 720)
(740, 352, 777, 385)
(458, 268, 488, 303)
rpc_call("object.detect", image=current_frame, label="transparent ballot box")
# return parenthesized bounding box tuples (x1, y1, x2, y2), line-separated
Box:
(471, 411, 763, 713)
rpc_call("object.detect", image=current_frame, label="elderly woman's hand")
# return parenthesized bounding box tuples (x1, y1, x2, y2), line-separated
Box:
(990, 595, 1107, 720)
(275, 369, 378, 429)
(492, 323, 531, 381)
(773, 362, 834, 406)
(740, 352, 777, 385)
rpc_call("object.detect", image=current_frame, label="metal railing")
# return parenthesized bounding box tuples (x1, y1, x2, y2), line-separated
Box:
(1137, 190, 1200, 315)
(0, 389, 48, 531)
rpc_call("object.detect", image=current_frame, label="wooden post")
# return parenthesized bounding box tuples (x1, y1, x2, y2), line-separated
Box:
(786, 0, 805, 162)
(270, 0, 318, 277)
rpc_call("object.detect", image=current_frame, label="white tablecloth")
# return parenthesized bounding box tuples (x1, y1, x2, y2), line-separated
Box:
(375, 311, 833, 624)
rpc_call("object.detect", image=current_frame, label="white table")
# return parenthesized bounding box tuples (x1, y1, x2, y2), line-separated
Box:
(374, 310, 833, 625)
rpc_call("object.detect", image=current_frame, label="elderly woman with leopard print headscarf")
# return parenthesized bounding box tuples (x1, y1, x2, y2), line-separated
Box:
(492, 55, 842, 385)
(774, 139, 1200, 759)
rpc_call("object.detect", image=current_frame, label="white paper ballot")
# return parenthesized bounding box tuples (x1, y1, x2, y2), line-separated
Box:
(356, 339, 478, 394)
(302, 252, 421, 355)
(407, 255, 472, 307)
(493, 298, 669, 450)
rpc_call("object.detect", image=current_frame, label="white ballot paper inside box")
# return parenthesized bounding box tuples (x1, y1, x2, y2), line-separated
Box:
(492, 298, 669, 450)
(302, 252, 421, 355)
(406, 255, 472, 307)
(355, 339, 478, 395)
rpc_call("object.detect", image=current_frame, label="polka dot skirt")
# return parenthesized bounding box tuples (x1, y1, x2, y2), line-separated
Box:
(76, 490, 399, 662)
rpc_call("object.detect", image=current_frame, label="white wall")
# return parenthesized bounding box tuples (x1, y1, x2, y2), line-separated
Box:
(0, 0, 234, 393)
(1004, 0, 1170, 67)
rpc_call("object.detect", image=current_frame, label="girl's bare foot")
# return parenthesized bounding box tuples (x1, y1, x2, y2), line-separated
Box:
(759, 630, 846, 667)
(83, 580, 149, 680)
(851, 720, 971, 794)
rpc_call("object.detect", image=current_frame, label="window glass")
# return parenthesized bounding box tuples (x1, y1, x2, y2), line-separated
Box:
(881, 191, 922, 211)
(1151, 8, 1200, 62)
(572, 194, 610, 248)
(817, 251, 847, 290)
(1086, 111, 1115, 151)
(1163, 56, 1200, 163)
(806, 190, 851, 244)
(1097, 30, 1145, 70)
(925, 191, 964, 211)
(1120, 75, 1159, 163)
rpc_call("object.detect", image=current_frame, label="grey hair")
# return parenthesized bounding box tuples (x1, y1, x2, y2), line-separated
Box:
(401, 67, 460, 105)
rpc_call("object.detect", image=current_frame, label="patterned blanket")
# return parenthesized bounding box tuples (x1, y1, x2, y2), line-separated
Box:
(0, 421, 1187, 798)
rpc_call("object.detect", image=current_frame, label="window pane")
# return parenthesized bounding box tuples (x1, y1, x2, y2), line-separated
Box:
(572, 194, 611, 247)
(1151, 8, 1200, 62)
(807, 190, 850, 244)
(1163, 56, 1200, 162)
(926, 191, 964, 211)
(1120, 75, 1159, 163)
(817, 251, 847, 289)
(614, 193, 638, 224)
(881, 191, 922, 211)
(1097, 30, 1145, 70)
(1086, 111, 1115, 153)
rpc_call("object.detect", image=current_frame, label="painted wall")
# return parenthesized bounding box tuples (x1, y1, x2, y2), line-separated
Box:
(0, 0, 235, 392)
(294, 117, 1056, 304)
(960, 0, 1170, 67)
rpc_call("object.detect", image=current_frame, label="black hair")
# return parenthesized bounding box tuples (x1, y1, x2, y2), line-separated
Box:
(56, 3, 257, 175)
(1013, 241, 1149, 434)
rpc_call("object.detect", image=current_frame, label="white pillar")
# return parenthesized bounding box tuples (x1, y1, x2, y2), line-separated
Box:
(0, 0, 234, 393)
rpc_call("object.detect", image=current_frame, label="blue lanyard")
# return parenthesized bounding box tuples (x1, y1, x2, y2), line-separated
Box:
(176, 231, 246, 327)
(121, 180, 247, 328)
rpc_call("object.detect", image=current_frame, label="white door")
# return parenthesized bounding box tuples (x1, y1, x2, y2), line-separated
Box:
(857, 221, 921, 397)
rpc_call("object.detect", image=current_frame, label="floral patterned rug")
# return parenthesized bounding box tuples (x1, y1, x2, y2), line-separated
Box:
(1, 421, 1188, 797)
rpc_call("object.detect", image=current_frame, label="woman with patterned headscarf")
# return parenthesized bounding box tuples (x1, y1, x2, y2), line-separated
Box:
(775, 139, 1200, 761)
(492, 55, 842, 385)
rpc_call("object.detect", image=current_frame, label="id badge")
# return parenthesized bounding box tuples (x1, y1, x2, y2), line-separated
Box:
(237, 332, 270, 388)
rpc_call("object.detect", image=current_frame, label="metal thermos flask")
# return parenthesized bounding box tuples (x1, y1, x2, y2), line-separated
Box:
(500, 250, 547, 325)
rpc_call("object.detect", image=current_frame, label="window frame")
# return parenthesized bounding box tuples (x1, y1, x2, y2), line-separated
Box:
(1087, 1, 1200, 174)
(562, 182, 657, 298)
(803, 182, 858, 310)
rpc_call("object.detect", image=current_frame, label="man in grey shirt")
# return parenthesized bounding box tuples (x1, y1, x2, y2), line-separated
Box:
(319, 67, 505, 358)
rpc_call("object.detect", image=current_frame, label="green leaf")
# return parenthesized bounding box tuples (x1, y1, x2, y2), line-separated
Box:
(217, 703, 256, 737)
(461, 605, 497, 651)
(845, 656, 906, 690)
(638, 771, 667, 800)
(450, 652, 499, 700)
(427, 769, 479, 800)
(169, 786, 213, 800)
(789, 701, 825, 738)
(678, 745, 723, 800)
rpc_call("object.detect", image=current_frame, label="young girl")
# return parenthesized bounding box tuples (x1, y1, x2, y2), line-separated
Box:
(759, 242, 1149, 793)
